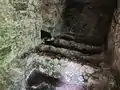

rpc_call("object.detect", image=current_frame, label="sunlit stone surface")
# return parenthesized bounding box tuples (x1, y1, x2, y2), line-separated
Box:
(24, 53, 115, 90)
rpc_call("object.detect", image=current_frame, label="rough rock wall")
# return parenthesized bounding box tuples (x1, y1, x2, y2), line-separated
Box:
(0, 0, 64, 90)
(110, 9, 120, 71)
(18, 0, 118, 90)
(107, 9, 120, 89)
(0, 0, 119, 90)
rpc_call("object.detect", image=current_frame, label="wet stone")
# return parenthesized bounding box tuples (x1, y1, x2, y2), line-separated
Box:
(24, 53, 115, 90)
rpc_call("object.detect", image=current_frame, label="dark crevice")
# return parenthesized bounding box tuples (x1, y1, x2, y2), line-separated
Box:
(61, 0, 117, 46)
(26, 69, 60, 90)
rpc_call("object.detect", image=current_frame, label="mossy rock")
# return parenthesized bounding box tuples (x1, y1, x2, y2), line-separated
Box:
(11, 2, 28, 11)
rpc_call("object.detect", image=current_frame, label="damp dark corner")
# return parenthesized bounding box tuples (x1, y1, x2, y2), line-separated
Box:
(62, 0, 117, 46)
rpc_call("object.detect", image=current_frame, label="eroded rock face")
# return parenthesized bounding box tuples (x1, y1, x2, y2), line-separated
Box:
(112, 9, 120, 72)
(107, 9, 120, 88)
(12, 0, 118, 90)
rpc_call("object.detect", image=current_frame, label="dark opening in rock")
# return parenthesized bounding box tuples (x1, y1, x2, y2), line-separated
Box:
(26, 69, 60, 90)
(61, 0, 117, 46)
